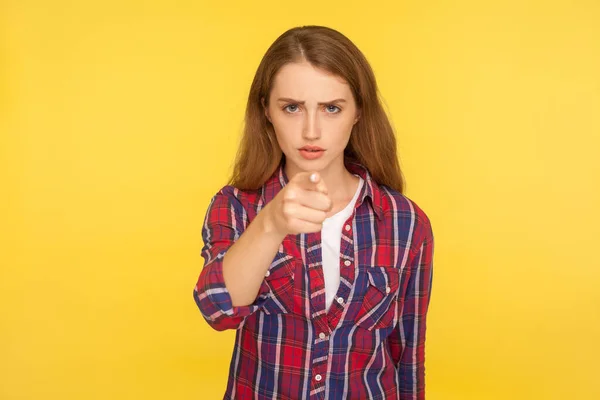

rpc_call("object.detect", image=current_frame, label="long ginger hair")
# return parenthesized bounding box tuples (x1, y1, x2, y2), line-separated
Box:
(229, 25, 405, 193)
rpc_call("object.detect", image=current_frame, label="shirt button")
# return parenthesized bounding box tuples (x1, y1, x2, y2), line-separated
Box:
(265, 270, 270, 277)
(344, 260, 351, 266)
(319, 332, 326, 339)
(344, 224, 351, 232)
(337, 297, 344, 305)
(315, 374, 322, 382)
(385, 286, 391, 294)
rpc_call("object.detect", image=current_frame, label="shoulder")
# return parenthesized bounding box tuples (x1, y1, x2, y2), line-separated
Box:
(204, 185, 263, 224)
(377, 185, 433, 246)
(209, 185, 261, 207)
(202, 185, 262, 233)
(378, 185, 431, 226)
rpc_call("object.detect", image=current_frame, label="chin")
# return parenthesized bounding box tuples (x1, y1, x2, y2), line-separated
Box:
(286, 155, 328, 173)
(299, 158, 329, 170)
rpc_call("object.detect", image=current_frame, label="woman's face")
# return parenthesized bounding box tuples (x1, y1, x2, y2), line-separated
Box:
(264, 61, 359, 177)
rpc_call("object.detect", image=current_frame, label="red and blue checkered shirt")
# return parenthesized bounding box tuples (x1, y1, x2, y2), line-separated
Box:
(193, 161, 434, 399)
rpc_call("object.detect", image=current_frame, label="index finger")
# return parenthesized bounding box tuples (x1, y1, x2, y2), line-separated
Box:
(308, 172, 328, 195)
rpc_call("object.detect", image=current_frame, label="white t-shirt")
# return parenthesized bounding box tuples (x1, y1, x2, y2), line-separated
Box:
(321, 175, 364, 311)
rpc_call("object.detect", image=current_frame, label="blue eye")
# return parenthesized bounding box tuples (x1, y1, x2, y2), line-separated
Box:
(282, 104, 341, 114)
(284, 104, 299, 113)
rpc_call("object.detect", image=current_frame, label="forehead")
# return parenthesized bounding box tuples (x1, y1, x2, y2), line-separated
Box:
(270, 61, 352, 99)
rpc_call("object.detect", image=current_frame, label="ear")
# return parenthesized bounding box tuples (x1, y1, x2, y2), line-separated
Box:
(261, 96, 272, 123)
(354, 110, 361, 125)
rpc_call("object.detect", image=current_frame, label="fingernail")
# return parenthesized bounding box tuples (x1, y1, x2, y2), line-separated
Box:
(310, 173, 318, 183)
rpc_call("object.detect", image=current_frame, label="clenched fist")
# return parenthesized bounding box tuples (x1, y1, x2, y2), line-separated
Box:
(263, 171, 333, 236)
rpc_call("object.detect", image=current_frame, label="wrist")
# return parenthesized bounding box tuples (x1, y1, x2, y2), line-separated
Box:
(257, 203, 287, 242)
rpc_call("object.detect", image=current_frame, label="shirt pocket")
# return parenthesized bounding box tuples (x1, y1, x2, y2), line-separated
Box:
(354, 266, 401, 331)
(261, 254, 296, 315)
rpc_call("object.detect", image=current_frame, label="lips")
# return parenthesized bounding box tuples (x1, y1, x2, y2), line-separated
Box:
(299, 146, 324, 152)
(298, 146, 325, 160)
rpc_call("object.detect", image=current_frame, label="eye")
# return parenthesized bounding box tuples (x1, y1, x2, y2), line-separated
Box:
(325, 105, 341, 114)
(283, 104, 300, 113)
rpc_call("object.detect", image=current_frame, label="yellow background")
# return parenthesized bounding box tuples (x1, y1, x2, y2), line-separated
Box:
(2, 1, 599, 399)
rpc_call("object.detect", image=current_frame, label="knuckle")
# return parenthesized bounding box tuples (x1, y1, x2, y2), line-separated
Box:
(289, 220, 301, 232)
(282, 203, 294, 217)
(284, 189, 296, 201)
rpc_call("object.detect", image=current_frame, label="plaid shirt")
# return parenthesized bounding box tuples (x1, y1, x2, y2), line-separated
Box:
(193, 161, 434, 400)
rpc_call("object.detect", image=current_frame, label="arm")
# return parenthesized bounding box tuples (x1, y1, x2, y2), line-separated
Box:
(395, 215, 434, 399)
(192, 187, 285, 331)
(194, 172, 332, 331)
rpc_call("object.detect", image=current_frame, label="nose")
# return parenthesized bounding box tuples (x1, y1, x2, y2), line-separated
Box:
(302, 110, 321, 141)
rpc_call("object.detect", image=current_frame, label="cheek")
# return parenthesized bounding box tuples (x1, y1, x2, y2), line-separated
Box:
(272, 117, 301, 144)
(272, 120, 293, 149)
(325, 118, 354, 143)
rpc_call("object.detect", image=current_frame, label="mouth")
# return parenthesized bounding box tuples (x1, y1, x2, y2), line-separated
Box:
(298, 146, 325, 160)
(299, 146, 325, 152)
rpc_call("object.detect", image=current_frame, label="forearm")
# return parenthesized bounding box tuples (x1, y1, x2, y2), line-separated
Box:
(222, 203, 286, 307)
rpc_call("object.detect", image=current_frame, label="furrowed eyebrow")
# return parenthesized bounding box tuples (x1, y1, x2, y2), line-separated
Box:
(276, 97, 347, 105)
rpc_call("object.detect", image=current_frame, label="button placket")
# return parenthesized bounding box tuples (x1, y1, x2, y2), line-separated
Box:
(326, 216, 355, 331)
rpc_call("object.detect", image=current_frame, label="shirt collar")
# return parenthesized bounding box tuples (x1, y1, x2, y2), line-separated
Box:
(260, 159, 384, 220)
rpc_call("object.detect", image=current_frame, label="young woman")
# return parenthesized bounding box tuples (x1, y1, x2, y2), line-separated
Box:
(193, 25, 434, 400)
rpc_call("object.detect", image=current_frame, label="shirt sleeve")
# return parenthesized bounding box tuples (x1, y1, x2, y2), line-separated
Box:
(192, 187, 271, 331)
(393, 213, 434, 399)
